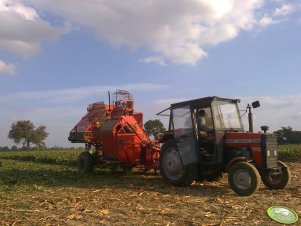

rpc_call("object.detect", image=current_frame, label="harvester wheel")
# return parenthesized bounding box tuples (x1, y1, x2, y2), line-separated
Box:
(78, 152, 94, 174)
(228, 162, 260, 196)
(261, 161, 291, 189)
(159, 139, 196, 187)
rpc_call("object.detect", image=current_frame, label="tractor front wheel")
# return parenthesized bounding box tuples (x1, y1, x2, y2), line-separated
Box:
(261, 161, 291, 189)
(228, 162, 260, 196)
(78, 152, 94, 174)
(159, 139, 196, 187)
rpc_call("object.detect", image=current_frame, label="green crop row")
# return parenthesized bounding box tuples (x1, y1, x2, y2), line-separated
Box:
(0, 144, 300, 168)
(0, 149, 82, 167)
(278, 144, 301, 163)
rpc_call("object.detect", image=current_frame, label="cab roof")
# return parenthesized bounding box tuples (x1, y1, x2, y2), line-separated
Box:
(156, 96, 240, 116)
(170, 96, 240, 108)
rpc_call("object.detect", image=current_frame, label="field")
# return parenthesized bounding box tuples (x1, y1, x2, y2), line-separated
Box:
(0, 147, 300, 226)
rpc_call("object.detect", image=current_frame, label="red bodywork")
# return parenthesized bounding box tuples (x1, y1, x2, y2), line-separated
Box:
(69, 90, 159, 169)
(224, 132, 263, 168)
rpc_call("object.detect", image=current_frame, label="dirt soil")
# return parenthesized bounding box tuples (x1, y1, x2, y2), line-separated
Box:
(0, 163, 300, 226)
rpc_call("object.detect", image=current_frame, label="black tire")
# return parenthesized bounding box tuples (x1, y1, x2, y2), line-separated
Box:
(159, 139, 196, 187)
(228, 162, 260, 196)
(78, 152, 94, 174)
(261, 161, 291, 189)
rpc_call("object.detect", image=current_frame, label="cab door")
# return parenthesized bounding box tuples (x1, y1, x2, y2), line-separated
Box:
(172, 105, 199, 165)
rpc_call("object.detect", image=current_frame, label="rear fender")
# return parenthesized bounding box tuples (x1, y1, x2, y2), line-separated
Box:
(160, 137, 198, 166)
(176, 137, 199, 165)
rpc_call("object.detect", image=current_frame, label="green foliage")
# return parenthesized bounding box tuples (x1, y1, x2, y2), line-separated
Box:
(0, 148, 82, 166)
(8, 120, 49, 148)
(278, 144, 301, 163)
(0, 148, 82, 192)
(144, 119, 166, 141)
(274, 126, 301, 145)
(32, 125, 48, 148)
(0, 147, 150, 193)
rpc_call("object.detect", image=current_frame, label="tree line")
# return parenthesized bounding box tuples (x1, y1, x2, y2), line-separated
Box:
(3, 119, 301, 150)
(273, 126, 301, 145)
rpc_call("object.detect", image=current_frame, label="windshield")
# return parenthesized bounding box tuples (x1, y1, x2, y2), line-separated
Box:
(172, 105, 194, 137)
(212, 101, 243, 129)
(172, 105, 192, 130)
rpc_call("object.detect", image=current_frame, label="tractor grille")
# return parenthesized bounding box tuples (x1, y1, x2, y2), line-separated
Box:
(262, 134, 278, 168)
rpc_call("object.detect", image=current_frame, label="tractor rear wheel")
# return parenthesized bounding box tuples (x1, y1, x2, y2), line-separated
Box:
(261, 161, 291, 189)
(228, 162, 260, 196)
(159, 139, 196, 187)
(78, 152, 94, 174)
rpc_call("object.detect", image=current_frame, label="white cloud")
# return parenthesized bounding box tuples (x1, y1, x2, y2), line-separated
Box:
(239, 94, 301, 132)
(1, 0, 298, 66)
(0, 59, 16, 75)
(256, 2, 299, 28)
(1, 0, 38, 20)
(0, 0, 66, 57)
(141, 57, 166, 66)
(24, 0, 263, 65)
(274, 4, 295, 16)
(0, 83, 169, 104)
(258, 15, 275, 27)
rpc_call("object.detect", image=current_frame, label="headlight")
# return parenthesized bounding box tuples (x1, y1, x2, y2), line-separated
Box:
(274, 150, 277, 156)
(267, 150, 271, 157)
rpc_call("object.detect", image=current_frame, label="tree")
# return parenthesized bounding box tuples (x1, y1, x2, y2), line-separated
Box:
(32, 125, 48, 148)
(8, 120, 49, 148)
(273, 126, 301, 145)
(144, 119, 166, 141)
(11, 145, 18, 151)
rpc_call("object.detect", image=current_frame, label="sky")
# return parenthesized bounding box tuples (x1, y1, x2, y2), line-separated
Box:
(0, 0, 300, 147)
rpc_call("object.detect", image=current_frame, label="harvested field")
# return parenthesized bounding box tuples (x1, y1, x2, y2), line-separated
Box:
(0, 150, 300, 225)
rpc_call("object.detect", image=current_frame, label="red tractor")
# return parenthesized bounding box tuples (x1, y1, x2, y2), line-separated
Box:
(157, 96, 291, 196)
(68, 90, 159, 173)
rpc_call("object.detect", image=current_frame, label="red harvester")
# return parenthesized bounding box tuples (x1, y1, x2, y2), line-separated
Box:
(68, 90, 159, 173)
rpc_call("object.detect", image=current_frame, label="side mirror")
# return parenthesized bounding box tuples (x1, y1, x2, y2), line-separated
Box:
(252, 101, 260, 109)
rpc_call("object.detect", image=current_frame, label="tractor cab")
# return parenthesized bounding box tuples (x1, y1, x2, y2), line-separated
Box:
(158, 96, 242, 165)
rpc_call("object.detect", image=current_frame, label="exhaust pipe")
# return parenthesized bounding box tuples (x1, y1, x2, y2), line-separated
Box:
(247, 101, 260, 132)
(108, 91, 111, 111)
(248, 104, 253, 132)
